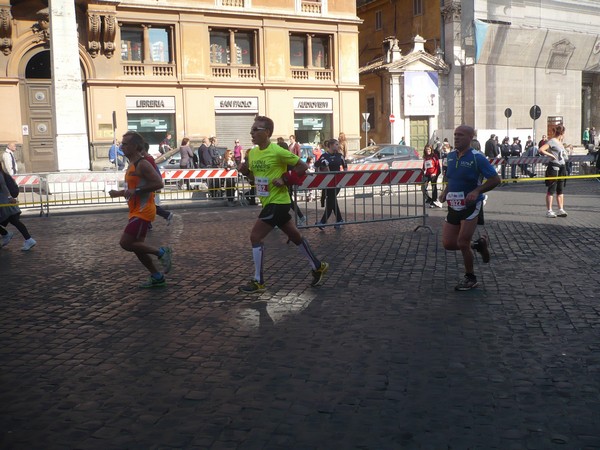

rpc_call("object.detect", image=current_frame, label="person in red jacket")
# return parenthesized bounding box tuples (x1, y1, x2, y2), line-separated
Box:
(422, 144, 442, 208)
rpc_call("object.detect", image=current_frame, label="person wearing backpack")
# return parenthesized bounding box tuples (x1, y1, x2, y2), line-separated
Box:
(0, 165, 36, 251)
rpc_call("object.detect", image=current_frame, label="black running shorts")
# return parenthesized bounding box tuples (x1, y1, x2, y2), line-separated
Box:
(258, 203, 292, 228)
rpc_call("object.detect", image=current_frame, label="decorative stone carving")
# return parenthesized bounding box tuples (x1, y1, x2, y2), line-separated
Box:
(0, 5, 12, 55)
(87, 12, 101, 57)
(441, 1, 461, 23)
(32, 8, 50, 44)
(103, 14, 116, 58)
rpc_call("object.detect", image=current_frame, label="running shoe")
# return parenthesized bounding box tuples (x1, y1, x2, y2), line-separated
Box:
(239, 279, 266, 293)
(159, 246, 173, 274)
(166, 212, 174, 226)
(546, 210, 557, 218)
(139, 275, 166, 288)
(433, 200, 443, 208)
(472, 236, 490, 263)
(454, 275, 479, 291)
(334, 220, 344, 230)
(315, 221, 325, 230)
(557, 209, 568, 217)
(21, 238, 36, 251)
(1, 231, 14, 247)
(482, 194, 488, 207)
(311, 261, 329, 287)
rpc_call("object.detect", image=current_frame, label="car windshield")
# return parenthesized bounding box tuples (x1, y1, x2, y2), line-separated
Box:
(354, 146, 381, 157)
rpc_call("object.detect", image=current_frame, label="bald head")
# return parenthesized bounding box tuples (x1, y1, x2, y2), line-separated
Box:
(454, 125, 475, 152)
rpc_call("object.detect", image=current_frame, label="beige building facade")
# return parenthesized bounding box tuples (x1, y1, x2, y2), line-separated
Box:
(0, 0, 361, 173)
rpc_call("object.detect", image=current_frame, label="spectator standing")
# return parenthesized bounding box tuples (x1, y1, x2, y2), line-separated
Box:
(538, 124, 569, 218)
(108, 131, 172, 288)
(316, 138, 347, 229)
(237, 115, 328, 293)
(500, 137, 511, 181)
(338, 132, 349, 159)
(583, 128, 590, 148)
(510, 137, 522, 180)
(591, 127, 597, 148)
(369, 138, 376, 146)
(398, 137, 405, 145)
(520, 136, 536, 178)
(0, 165, 36, 251)
(108, 139, 125, 170)
(440, 140, 451, 182)
(439, 125, 501, 291)
(421, 145, 442, 208)
(233, 139, 243, 167)
(312, 143, 323, 161)
(222, 149, 237, 206)
(276, 137, 289, 150)
(289, 135, 301, 157)
(538, 134, 548, 149)
(470, 132, 481, 151)
(198, 137, 210, 168)
(178, 137, 194, 190)
(159, 132, 173, 155)
(207, 136, 222, 197)
(484, 134, 498, 158)
(2, 142, 18, 175)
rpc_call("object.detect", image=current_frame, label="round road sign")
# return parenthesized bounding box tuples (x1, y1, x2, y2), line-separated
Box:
(389, 114, 395, 123)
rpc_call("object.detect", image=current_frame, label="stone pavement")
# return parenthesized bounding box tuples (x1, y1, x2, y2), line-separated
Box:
(1, 178, 600, 449)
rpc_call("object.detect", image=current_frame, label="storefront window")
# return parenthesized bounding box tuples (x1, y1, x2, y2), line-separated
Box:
(293, 114, 332, 145)
(127, 113, 175, 155)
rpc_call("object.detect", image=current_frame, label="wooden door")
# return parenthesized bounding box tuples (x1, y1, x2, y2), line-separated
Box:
(22, 81, 56, 172)
(410, 117, 429, 153)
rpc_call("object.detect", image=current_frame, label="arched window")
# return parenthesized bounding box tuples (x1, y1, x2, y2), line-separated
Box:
(25, 50, 51, 79)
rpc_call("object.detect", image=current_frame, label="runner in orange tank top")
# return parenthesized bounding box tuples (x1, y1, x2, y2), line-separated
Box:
(109, 131, 174, 288)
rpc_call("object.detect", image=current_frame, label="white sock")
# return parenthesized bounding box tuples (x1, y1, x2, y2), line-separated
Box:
(252, 244, 264, 283)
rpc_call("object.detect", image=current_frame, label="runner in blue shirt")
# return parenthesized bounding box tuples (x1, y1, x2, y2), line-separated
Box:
(439, 125, 501, 291)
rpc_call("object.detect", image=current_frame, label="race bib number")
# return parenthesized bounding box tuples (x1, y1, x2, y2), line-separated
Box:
(446, 191, 466, 210)
(256, 177, 269, 197)
(424, 160, 433, 170)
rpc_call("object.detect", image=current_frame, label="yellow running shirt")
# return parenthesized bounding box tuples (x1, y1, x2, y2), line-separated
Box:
(248, 142, 300, 207)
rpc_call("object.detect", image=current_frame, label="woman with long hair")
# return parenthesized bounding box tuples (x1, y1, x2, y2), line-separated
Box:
(538, 124, 568, 218)
(0, 165, 36, 251)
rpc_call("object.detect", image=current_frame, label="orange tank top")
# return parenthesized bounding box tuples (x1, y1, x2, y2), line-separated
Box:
(125, 158, 156, 221)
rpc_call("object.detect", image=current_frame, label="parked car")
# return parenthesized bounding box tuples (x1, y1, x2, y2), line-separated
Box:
(346, 144, 420, 166)
(156, 146, 228, 169)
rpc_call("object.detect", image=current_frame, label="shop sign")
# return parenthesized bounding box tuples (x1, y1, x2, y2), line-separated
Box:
(293, 98, 333, 114)
(126, 96, 175, 113)
(214, 97, 258, 113)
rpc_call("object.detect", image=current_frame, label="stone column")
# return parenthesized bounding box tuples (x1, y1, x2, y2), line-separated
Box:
(440, 0, 463, 134)
(49, 0, 90, 170)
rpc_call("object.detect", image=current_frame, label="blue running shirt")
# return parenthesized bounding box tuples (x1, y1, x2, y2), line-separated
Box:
(445, 149, 497, 210)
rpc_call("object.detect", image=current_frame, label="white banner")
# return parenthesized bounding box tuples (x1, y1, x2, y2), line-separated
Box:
(404, 72, 438, 116)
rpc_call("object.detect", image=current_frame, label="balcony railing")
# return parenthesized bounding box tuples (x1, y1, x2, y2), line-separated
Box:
(301, 0, 322, 14)
(122, 63, 175, 77)
(211, 65, 258, 79)
(291, 68, 333, 81)
(220, 0, 245, 6)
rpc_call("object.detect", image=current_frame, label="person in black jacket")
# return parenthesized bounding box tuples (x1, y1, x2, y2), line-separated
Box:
(315, 138, 347, 229)
(500, 137, 511, 180)
(484, 134, 498, 158)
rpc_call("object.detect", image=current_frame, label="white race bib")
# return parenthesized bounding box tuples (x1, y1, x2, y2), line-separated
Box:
(446, 191, 466, 210)
(256, 177, 269, 197)
(424, 160, 433, 170)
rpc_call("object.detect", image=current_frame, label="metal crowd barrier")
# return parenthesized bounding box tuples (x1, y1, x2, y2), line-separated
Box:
(292, 168, 428, 230)
(4, 174, 47, 216)
(7, 154, 596, 216)
(488, 154, 596, 179)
